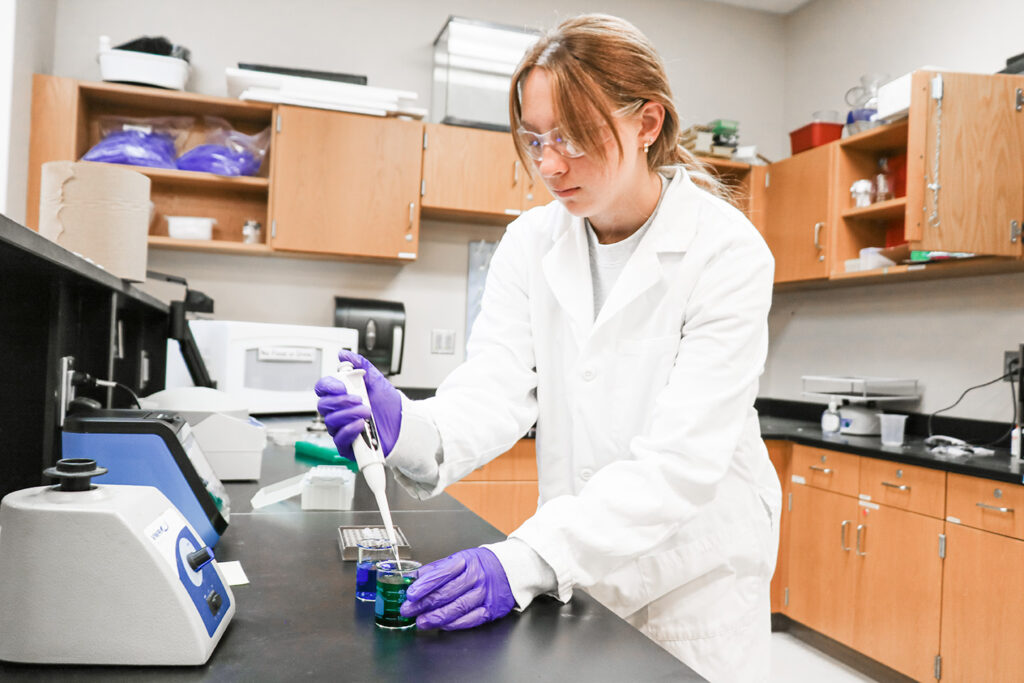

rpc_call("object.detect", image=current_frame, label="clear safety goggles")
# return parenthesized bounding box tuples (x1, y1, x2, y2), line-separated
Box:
(515, 127, 585, 161)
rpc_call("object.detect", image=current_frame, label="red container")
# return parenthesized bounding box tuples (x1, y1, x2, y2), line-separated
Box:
(789, 122, 843, 155)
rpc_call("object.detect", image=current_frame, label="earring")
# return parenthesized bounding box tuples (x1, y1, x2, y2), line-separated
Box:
(643, 141, 650, 154)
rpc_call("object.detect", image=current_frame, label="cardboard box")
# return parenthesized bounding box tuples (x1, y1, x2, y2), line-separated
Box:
(38, 161, 152, 281)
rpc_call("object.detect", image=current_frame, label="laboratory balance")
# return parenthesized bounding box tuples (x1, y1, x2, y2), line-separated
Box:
(802, 375, 919, 435)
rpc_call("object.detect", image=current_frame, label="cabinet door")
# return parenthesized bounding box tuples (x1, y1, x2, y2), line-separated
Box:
(786, 484, 858, 644)
(446, 481, 540, 535)
(765, 440, 791, 614)
(270, 106, 423, 259)
(421, 123, 523, 218)
(852, 504, 943, 682)
(911, 71, 1024, 256)
(762, 143, 834, 282)
(941, 523, 1024, 682)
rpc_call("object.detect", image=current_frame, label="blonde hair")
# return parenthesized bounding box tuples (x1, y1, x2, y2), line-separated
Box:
(509, 14, 727, 199)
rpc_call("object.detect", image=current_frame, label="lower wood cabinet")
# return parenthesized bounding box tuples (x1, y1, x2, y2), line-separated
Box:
(446, 439, 538, 535)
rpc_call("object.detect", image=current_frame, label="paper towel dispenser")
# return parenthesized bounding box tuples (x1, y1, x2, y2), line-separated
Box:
(334, 297, 405, 376)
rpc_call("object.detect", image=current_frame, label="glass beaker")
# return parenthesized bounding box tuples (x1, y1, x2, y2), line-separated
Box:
(355, 539, 393, 602)
(374, 559, 421, 630)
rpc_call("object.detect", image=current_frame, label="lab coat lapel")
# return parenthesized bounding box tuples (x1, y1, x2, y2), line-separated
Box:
(542, 215, 594, 344)
(593, 171, 699, 331)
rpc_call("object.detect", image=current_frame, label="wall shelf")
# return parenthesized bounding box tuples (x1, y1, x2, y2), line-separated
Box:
(841, 197, 907, 221)
(148, 235, 273, 255)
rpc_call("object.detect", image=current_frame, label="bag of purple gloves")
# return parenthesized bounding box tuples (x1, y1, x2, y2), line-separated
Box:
(81, 115, 193, 169)
(176, 116, 271, 176)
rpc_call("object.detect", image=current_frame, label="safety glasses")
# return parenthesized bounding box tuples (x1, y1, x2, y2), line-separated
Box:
(515, 127, 585, 161)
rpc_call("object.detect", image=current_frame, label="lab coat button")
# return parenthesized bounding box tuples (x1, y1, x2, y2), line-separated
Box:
(580, 468, 593, 481)
(582, 369, 595, 381)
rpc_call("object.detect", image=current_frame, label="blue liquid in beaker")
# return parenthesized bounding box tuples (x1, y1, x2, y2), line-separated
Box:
(356, 560, 377, 602)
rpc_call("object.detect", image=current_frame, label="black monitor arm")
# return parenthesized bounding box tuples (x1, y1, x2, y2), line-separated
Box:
(147, 270, 216, 389)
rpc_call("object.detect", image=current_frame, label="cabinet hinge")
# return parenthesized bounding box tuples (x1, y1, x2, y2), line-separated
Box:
(938, 533, 946, 559)
(764, 171, 770, 188)
(1016, 88, 1023, 112)
(271, 219, 277, 239)
(784, 587, 789, 607)
(423, 131, 428, 149)
(787, 492, 792, 512)
(931, 74, 943, 100)
(935, 654, 942, 680)
(420, 179, 426, 197)
(1012, 220, 1021, 244)
(276, 115, 282, 133)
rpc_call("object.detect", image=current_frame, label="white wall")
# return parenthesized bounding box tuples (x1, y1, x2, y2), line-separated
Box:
(32, 0, 786, 388)
(2, 0, 55, 222)
(762, 0, 1024, 421)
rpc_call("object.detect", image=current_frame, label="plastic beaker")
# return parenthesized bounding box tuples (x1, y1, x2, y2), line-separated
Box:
(374, 560, 421, 630)
(355, 539, 393, 602)
(879, 414, 908, 446)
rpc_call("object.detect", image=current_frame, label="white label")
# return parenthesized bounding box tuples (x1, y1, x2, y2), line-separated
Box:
(145, 506, 188, 571)
(504, 209, 522, 216)
(791, 475, 806, 485)
(858, 500, 880, 510)
(398, 252, 417, 260)
(859, 494, 872, 501)
(257, 346, 316, 363)
(946, 516, 961, 524)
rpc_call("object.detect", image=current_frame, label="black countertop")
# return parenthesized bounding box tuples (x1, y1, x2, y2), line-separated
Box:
(0, 418, 700, 681)
(759, 412, 1024, 486)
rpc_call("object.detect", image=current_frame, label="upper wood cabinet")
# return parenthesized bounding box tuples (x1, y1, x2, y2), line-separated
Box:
(421, 123, 552, 222)
(269, 106, 423, 261)
(762, 142, 834, 283)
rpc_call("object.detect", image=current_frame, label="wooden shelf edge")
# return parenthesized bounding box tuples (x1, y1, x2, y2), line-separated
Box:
(841, 197, 907, 221)
(696, 156, 753, 172)
(78, 80, 274, 114)
(102, 163, 270, 191)
(421, 206, 517, 226)
(839, 119, 909, 151)
(773, 257, 1024, 292)
(148, 235, 273, 255)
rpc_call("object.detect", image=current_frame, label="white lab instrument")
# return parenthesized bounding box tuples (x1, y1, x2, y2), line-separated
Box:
(0, 459, 234, 665)
(141, 387, 267, 481)
(250, 465, 356, 510)
(802, 375, 920, 436)
(334, 362, 399, 555)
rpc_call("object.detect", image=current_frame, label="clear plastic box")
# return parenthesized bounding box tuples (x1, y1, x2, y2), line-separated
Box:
(432, 16, 540, 131)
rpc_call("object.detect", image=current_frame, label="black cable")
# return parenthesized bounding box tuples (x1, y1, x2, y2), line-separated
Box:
(977, 371, 1016, 448)
(70, 371, 141, 409)
(927, 368, 1016, 440)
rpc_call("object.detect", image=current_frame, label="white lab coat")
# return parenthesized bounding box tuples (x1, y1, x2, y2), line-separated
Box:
(391, 168, 781, 682)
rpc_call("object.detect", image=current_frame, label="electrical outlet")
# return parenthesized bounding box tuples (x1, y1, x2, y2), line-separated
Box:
(1004, 350, 1021, 381)
(430, 329, 456, 355)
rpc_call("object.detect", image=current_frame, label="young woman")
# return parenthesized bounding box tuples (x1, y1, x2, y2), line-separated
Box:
(316, 14, 779, 681)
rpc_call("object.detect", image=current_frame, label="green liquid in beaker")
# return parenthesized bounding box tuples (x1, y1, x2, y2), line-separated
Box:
(374, 573, 416, 629)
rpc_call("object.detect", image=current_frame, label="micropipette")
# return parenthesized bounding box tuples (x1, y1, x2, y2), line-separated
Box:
(333, 362, 400, 560)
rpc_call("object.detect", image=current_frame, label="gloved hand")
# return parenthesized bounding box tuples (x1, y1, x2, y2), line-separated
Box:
(314, 350, 403, 459)
(400, 547, 516, 630)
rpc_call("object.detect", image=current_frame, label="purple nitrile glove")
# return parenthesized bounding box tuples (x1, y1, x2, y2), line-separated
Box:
(313, 350, 403, 459)
(399, 547, 515, 631)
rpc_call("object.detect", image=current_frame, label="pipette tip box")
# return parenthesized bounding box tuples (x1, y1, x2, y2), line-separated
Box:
(338, 526, 412, 561)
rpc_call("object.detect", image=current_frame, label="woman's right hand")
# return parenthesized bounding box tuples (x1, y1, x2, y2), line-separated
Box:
(314, 351, 403, 458)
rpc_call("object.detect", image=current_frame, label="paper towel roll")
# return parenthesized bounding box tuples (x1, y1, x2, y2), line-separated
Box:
(38, 161, 152, 282)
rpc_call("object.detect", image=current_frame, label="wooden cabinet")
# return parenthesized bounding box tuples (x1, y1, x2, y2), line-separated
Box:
(446, 439, 539, 535)
(761, 142, 834, 282)
(940, 522, 1024, 682)
(269, 106, 423, 261)
(784, 445, 944, 680)
(27, 75, 275, 256)
(421, 123, 553, 223)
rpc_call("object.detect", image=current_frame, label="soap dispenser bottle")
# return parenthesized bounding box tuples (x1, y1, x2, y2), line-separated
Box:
(821, 398, 841, 434)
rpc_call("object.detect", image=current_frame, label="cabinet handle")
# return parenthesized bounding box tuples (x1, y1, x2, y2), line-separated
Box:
(808, 465, 833, 474)
(976, 502, 1014, 513)
(513, 160, 520, 186)
(855, 524, 867, 556)
(881, 481, 911, 491)
(840, 520, 851, 551)
(813, 222, 824, 251)
(408, 202, 414, 229)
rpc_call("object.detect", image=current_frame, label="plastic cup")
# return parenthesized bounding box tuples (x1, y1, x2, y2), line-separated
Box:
(374, 560, 420, 630)
(879, 414, 908, 446)
(355, 539, 393, 602)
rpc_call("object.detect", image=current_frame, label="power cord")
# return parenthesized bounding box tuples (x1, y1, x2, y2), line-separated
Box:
(70, 371, 141, 409)
(926, 360, 1018, 446)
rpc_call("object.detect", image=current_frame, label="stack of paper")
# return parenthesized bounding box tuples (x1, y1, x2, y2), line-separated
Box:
(225, 68, 427, 119)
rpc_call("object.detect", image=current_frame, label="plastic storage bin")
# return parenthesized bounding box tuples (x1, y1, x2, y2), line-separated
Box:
(789, 122, 843, 155)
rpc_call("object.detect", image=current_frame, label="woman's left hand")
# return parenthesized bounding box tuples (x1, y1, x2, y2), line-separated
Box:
(400, 548, 515, 630)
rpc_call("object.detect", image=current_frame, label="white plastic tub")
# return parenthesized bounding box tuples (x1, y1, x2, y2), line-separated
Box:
(97, 36, 190, 90)
(166, 216, 216, 240)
